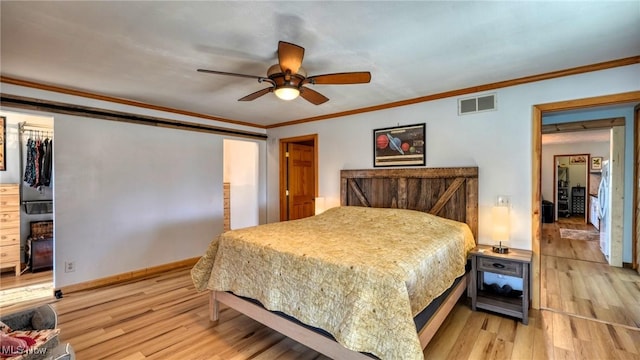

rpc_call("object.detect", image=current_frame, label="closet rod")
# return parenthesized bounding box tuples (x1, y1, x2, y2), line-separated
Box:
(19, 122, 53, 133)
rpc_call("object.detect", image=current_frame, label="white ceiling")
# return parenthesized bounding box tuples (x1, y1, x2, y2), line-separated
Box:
(1, 1, 639, 128)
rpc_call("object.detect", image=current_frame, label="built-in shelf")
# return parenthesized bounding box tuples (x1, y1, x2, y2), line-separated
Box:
(23, 200, 53, 214)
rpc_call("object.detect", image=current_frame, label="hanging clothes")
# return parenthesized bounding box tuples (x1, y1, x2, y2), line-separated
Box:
(34, 138, 42, 187)
(23, 133, 53, 189)
(41, 139, 52, 187)
(23, 137, 36, 186)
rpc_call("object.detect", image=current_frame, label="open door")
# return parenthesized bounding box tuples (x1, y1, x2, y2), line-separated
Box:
(279, 135, 318, 221)
(634, 104, 639, 272)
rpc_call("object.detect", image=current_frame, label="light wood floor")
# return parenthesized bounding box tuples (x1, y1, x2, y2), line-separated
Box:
(0, 269, 54, 314)
(2, 227, 640, 359)
(1, 267, 637, 360)
(541, 216, 606, 263)
(541, 217, 640, 328)
(0, 269, 53, 291)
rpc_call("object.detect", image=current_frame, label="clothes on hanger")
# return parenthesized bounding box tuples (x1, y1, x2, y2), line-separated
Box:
(41, 139, 53, 187)
(23, 132, 53, 188)
(24, 138, 36, 185)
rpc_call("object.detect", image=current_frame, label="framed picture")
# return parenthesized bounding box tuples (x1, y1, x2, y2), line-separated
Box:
(373, 123, 425, 167)
(0, 116, 5, 171)
(591, 156, 603, 171)
(569, 155, 587, 164)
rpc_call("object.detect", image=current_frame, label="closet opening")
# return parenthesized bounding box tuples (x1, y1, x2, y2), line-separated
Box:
(0, 110, 55, 309)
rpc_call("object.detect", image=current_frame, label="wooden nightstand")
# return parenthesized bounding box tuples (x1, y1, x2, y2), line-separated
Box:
(470, 245, 532, 324)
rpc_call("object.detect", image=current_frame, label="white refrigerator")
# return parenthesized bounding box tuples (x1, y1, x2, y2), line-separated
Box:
(598, 160, 611, 262)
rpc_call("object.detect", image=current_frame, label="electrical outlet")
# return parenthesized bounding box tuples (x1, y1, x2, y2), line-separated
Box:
(497, 195, 511, 207)
(64, 261, 76, 273)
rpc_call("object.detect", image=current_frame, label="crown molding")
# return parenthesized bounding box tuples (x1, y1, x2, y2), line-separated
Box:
(2, 56, 638, 130)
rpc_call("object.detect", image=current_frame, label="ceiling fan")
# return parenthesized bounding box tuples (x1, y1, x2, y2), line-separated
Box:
(197, 41, 371, 105)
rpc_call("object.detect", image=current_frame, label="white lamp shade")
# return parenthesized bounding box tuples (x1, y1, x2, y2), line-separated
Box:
(274, 87, 300, 101)
(315, 197, 326, 215)
(492, 206, 510, 242)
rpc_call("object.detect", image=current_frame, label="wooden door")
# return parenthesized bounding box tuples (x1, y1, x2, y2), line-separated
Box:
(279, 134, 318, 221)
(287, 143, 315, 220)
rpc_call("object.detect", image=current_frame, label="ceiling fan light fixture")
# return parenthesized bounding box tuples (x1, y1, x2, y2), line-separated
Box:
(198, 41, 369, 105)
(274, 86, 300, 101)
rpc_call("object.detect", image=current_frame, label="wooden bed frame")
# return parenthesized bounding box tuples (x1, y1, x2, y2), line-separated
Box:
(210, 167, 479, 359)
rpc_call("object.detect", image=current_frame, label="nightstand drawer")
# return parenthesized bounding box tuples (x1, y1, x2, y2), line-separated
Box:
(477, 257, 523, 277)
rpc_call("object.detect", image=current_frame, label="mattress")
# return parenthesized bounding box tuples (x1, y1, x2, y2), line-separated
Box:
(191, 206, 475, 360)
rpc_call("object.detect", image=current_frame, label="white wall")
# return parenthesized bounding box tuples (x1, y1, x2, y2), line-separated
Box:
(265, 64, 640, 251)
(53, 114, 226, 287)
(1, 84, 267, 289)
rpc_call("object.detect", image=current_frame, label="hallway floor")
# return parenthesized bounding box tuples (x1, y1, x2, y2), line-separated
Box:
(541, 217, 640, 328)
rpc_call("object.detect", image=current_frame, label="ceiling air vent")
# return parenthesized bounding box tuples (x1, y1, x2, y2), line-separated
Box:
(458, 93, 497, 115)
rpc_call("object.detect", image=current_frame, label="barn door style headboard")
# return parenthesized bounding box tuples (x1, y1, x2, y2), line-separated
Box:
(340, 167, 478, 240)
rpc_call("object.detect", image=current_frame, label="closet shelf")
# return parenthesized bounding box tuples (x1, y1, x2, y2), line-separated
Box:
(23, 200, 53, 214)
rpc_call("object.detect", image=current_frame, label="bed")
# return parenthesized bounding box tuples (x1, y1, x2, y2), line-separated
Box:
(191, 167, 478, 359)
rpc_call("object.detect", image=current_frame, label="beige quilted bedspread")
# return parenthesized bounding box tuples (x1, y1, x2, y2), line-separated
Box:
(191, 206, 475, 360)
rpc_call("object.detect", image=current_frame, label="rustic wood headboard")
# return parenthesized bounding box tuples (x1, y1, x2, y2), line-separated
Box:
(340, 167, 478, 241)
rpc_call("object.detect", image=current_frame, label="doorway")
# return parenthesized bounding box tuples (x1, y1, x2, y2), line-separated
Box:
(279, 134, 318, 221)
(223, 139, 259, 230)
(553, 154, 589, 224)
(542, 121, 626, 267)
(0, 110, 55, 309)
(531, 91, 640, 311)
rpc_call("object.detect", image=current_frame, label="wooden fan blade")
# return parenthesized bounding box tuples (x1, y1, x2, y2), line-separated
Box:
(197, 69, 264, 80)
(305, 72, 371, 85)
(278, 41, 305, 74)
(238, 87, 272, 101)
(299, 87, 329, 105)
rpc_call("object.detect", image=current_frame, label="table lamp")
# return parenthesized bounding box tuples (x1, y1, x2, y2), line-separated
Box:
(492, 205, 510, 253)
